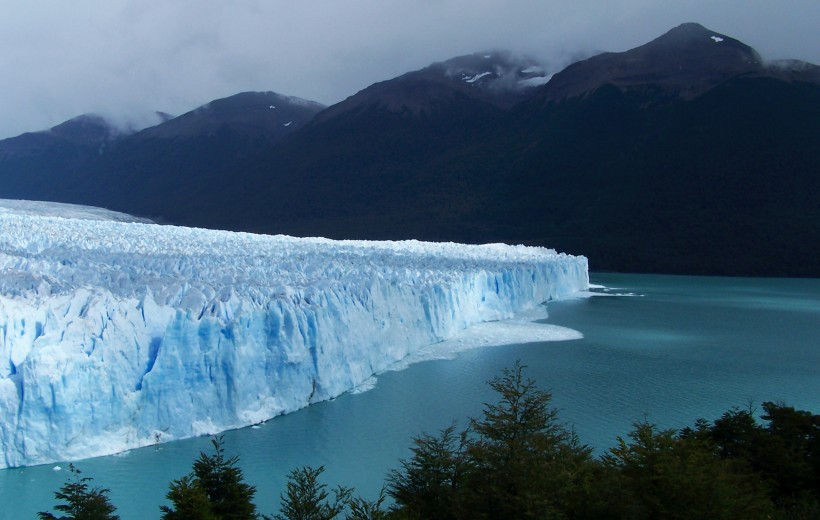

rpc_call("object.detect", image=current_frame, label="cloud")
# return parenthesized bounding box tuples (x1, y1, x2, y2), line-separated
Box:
(0, 0, 818, 139)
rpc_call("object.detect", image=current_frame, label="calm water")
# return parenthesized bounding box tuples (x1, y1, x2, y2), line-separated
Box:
(3, 273, 819, 519)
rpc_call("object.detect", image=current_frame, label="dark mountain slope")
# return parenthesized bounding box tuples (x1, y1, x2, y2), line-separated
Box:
(73, 91, 325, 219)
(498, 77, 820, 275)
(203, 24, 820, 276)
(315, 51, 549, 121)
(1, 24, 817, 277)
(538, 22, 763, 102)
(498, 22, 820, 275)
(0, 114, 133, 201)
(184, 53, 550, 236)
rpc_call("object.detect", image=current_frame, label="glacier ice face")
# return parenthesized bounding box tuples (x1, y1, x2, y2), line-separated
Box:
(0, 208, 588, 468)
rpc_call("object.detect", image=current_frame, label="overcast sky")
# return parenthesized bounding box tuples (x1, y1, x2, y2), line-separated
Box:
(1, 0, 818, 139)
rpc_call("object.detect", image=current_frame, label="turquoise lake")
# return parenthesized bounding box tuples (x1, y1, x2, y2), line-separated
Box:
(3, 273, 819, 519)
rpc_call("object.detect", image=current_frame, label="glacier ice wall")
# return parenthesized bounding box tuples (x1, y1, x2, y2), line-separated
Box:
(0, 212, 587, 468)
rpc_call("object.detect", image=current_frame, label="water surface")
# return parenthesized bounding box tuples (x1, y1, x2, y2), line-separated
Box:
(4, 273, 818, 519)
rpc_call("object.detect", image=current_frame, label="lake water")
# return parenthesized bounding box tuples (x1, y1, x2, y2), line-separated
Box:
(3, 273, 819, 519)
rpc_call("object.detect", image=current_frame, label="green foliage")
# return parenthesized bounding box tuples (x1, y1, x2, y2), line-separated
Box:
(388, 361, 594, 519)
(603, 422, 773, 519)
(37, 364, 818, 520)
(38, 463, 119, 520)
(385, 362, 820, 519)
(266, 465, 352, 520)
(160, 475, 217, 520)
(386, 424, 470, 520)
(345, 488, 389, 520)
(758, 401, 820, 504)
(160, 435, 257, 520)
(689, 401, 820, 515)
(465, 361, 593, 519)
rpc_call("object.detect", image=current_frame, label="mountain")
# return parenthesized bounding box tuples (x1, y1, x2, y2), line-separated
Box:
(316, 51, 551, 121)
(496, 23, 820, 275)
(0, 92, 325, 219)
(0, 112, 175, 204)
(74, 91, 326, 221)
(182, 52, 554, 236)
(538, 22, 762, 102)
(537, 22, 819, 103)
(197, 24, 819, 276)
(1, 23, 817, 276)
(0, 114, 127, 201)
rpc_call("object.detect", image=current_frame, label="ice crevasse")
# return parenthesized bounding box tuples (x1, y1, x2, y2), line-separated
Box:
(0, 211, 588, 468)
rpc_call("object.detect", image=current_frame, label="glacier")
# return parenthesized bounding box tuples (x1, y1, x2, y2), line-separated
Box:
(0, 204, 588, 468)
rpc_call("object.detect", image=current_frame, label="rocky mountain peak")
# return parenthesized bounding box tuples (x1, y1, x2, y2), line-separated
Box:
(315, 51, 550, 123)
(137, 91, 325, 140)
(538, 22, 764, 103)
(48, 114, 122, 144)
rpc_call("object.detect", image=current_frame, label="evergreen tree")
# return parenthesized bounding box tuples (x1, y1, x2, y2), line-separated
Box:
(38, 464, 119, 520)
(386, 424, 470, 520)
(345, 487, 388, 520)
(603, 421, 773, 519)
(160, 436, 257, 520)
(758, 401, 820, 505)
(266, 465, 351, 520)
(464, 361, 593, 519)
(387, 361, 594, 519)
(160, 475, 218, 520)
(687, 401, 820, 514)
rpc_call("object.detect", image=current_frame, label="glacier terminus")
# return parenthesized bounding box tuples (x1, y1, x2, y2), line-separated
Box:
(0, 202, 588, 468)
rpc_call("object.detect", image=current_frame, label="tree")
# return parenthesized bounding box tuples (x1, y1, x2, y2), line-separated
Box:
(464, 361, 593, 519)
(345, 488, 389, 520)
(755, 402, 820, 512)
(38, 463, 119, 520)
(603, 421, 773, 519)
(704, 407, 762, 461)
(160, 475, 218, 520)
(386, 424, 470, 520)
(686, 401, 820, 514)
(267, 465, 352, 520)
(160, 436, 257, 520)
(387, 361, 594, 519)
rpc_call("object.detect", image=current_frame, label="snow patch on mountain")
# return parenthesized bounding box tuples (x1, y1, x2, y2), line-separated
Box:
(519, 74, 554, 87)
(464, 72, 493, 83)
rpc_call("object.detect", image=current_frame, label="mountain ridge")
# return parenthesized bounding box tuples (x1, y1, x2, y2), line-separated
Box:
(1, 23, 818, 276)
(534, 22, 820, 103)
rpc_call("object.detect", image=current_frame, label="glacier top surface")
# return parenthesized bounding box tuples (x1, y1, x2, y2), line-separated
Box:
(0, 199, 153, 224)
(0, 211, 575, 312)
